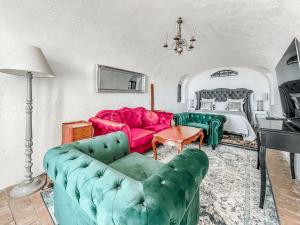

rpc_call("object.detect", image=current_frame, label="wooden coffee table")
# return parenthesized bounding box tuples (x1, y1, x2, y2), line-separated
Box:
(152, 125, 204, 160)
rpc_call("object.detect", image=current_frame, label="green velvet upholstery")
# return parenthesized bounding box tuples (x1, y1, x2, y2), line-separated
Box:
(109, 152, 163, 181)
(44, 131, 209, 225)
(174, 112, 226, 148)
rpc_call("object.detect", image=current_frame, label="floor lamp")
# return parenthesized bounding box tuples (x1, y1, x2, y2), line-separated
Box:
(0, 45, 55, 198)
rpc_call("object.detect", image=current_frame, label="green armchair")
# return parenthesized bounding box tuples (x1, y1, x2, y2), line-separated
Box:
(44, 131, 209, 225)
(174, 112, 226, 149)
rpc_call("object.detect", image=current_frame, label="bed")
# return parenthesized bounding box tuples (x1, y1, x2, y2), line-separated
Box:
(195, 88, 256, 141)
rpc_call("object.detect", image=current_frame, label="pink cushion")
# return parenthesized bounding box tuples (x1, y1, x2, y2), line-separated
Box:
(130, 128, 154, 148)
(121, 111, 138, 127)
(121, 107, 145, 127)
(144, 124, 170, 133)
(143, 111, 159, 126)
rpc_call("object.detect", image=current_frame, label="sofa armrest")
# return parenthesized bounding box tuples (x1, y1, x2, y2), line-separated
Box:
(43, 147, 144, 224)
(209, 115, 226, 145)
(89, 117, 131, 144)
(142, 149, 209, 225)
(173, 112, 190, 125)
(154, 110, 174, 126)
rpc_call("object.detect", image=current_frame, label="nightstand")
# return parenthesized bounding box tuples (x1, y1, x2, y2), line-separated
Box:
(62, 120, 93, 144)
(253, 111, 269, 127)
(187, 107, 196, 112)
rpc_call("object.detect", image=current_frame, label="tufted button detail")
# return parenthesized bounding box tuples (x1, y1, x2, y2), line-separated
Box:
(138, 197, 146, 206)
(103, 143, 108, 148)
(170, 218, 176, 225)
(95, 171, 103, 178)
(114, 183, 121, 190)
(91, 204, 97, 215)
(64, 177, 67, 189)
(75, 188, 80, 201)
(59, 151, 67, 155)
(116, 138, 120, 144)
(54, 168, 58, 178)
(82, 163, 90, 168)
(89, 149, 94, 154)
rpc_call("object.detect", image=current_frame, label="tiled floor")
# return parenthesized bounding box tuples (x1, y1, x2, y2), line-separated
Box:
(0, 175, 53, 225)
(1, 150, 300, 225)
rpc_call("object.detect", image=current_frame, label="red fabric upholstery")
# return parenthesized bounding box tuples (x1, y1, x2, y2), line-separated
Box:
(144, 124, 170, 132)
(130, 128, 154, 148)
(89, 107, 173, 153)
(154, 110, 174, 126)
(131, 142, 153, 153)
(95, 110, 124, 123)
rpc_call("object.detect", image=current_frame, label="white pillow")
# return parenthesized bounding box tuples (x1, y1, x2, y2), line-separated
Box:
(200, 98, 215, 110)
(214, 101, 228, 111)
(227, 98, 245, 112)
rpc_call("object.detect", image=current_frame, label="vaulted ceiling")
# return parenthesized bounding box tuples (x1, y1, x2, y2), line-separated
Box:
(1, 0, 300, 79)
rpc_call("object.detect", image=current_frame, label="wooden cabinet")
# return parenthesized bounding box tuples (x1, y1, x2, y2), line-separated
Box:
(62, 121, 93, 144)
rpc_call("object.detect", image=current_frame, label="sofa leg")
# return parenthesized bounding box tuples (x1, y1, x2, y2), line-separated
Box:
(212, 145, 216, 150)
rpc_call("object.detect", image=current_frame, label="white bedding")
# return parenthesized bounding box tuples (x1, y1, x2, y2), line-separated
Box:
(194, 110, 256, 141)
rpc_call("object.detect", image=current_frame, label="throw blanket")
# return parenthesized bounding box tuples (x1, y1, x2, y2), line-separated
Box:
(194, 110, 256, 141)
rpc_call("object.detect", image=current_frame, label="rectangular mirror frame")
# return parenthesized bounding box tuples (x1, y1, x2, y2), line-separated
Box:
(95, 64, 146, 93)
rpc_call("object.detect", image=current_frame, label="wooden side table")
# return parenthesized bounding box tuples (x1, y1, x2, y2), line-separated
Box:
(62, 120, 93, 144)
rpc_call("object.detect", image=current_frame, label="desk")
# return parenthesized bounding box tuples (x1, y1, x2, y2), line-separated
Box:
(257, 118, 300, 208)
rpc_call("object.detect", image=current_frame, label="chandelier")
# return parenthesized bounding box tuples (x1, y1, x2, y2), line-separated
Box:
(163, 17, 196, 54)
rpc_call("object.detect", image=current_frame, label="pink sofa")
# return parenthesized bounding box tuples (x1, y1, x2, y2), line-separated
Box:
(88, 107, 173, 153)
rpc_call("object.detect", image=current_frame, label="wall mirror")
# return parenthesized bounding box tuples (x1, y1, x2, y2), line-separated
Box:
(96, 65, 146, 93)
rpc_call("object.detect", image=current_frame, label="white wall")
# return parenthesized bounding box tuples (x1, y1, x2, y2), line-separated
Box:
(0, 52, 191, 190)
(187, 67, 271, 111)
(1, 0, 300, 189)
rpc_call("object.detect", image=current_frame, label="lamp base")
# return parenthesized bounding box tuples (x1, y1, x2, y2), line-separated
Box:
(9, 177, 46, 198)
(257, 101, 264, 111)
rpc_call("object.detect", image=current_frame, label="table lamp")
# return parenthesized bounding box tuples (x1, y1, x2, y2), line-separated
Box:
(0, 45, 55, 198)
(189, 98, 197, 109)
(254, 93, 268, 111)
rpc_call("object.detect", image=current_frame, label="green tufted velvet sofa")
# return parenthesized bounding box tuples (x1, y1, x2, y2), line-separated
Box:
(174, 112, 226, 150)
(44, 131, 209, 225)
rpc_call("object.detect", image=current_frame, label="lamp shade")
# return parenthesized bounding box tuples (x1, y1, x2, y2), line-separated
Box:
(0, 45, 54, 77)
(254, 93, 268, 101)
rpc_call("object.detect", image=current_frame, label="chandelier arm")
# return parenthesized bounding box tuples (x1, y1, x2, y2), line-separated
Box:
(166, 41, 176, 50)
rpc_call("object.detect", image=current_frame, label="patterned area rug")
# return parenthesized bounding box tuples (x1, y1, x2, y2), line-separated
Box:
(41, 144, 278, 225)
(221, 133, 258, 150)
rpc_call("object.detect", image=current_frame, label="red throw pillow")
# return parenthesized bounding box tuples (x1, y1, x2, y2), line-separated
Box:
(143, 111, 159, 126)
